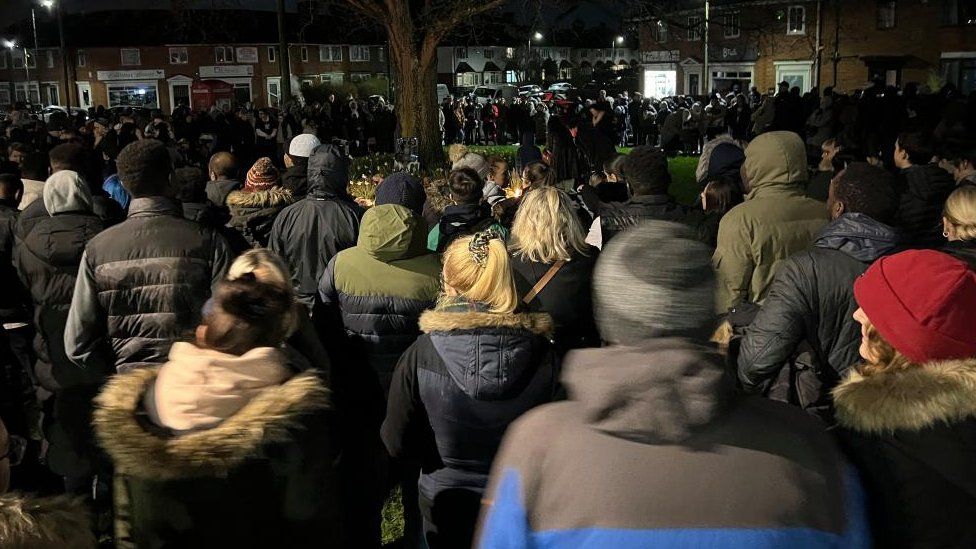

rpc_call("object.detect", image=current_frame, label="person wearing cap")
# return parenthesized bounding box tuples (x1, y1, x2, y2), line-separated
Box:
(477, 221, 870, 549)
(282, 133, 321, 198)
(833, 249, 976, 549)
(225, 157, 294, 248)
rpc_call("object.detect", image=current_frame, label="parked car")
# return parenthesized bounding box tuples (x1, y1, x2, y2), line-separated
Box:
(41, 106, 88, 124)
(547, 82, 573, 93)
(472, 86, 495, 105)
(493, 85, 518, 102)
(518, 84, 543, 97)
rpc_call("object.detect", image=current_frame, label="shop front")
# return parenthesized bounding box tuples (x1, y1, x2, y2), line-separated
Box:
(707, 45, 757, 95)
(641, 50, 680, 98)
(97, 70, 165, 109)
(198, 65, 254, 107)
(191, 79, 236, 110)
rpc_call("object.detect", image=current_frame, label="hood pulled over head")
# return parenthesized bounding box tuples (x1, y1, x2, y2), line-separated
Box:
(742, 131, 807, 195)
(358, 204, 427, 262)
(43, 170, 94, 215)
(307, 143, 350, 196)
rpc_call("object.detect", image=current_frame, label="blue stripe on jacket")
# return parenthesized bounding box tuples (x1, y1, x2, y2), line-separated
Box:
(479, 468, 872, 549)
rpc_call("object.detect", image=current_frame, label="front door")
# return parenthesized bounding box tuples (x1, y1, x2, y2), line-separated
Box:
(267, 77, 281, 108)
(76, 82, 92, 108)
(688, 73, 700, 96)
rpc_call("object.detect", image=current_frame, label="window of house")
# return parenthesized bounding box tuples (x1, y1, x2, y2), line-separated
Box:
(121, 48, 141, 66)
(319, 45, 342, 62)
(942, 0, 976, 25)
(506, 47, 515, 59)
(14, 82, 40, 103)
(0, 51, 6, 69)
(787, 6, 806, 34)
(350, 72, 371, 83)
(320, 72, 344, 84)
(653, 21, 669, 43)
(169, 47, 188, 65)
(300, 47, 309, 63)
(350, 46, 370, 62)
(688, 16, 702, 40)
(455, 47, 468, 59)
(215, 46, 234, 64)
(46, 50, 54, 68)
(0, 89, 10, 106)
(12, 49, 36, 69)
(76, 49, 86, 67)
(484, 48, 494, 59)
(724, 12, 741, 37)
(877, 1, 897, 29)
(267, 46, 276, 63)
(378, 47, 385, 63)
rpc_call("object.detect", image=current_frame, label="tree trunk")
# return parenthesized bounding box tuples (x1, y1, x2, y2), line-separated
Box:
(392, 48, 444, 170)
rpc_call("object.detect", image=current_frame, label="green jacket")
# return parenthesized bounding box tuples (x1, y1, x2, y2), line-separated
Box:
(713, 131, 828, 312)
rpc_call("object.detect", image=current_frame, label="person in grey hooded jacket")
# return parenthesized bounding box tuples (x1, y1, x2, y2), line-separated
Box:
(738, 163, 900, 421)
(269, 144, 364, 310)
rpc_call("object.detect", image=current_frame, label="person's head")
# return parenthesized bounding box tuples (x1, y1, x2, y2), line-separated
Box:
(894, 131, 934, 169)
(949, 141, 976, 184)
(487, 155, 509, 188)
(521, 161, 555, 190)
(943, 185, 976, 242)
(741, 131, 807, 192)
(623, 146, 671, 196)
(285, 133, 321, 167)
(259, 110, 270, 122)
(447, 167, 484, 205)
(7, 143, 28, 166)
(208, 151, 238, 181)
(603, 154, 626, 183)
(777, 81, 789, 94)
(510, 186, 588, 263)
(116, 140, 175, 199)
(172, 166, 208, 204)
(452, 152, 490, 181)
(700, 175, 743, 214)
(375, 172, 426, 216)
(49, 142, 88, 174)
(244, 157, 280, 192)
(593, 221, 715, 345)
(820, 138, 842, 172)
(19, 153, 47, 181)
(852, 250, 976, 374)
(227, 249, 294, 296)
(441, 230, 518, 314)
(0, 174, 23, 203)
(588, 170, 608, 188)
(826, 162, 898, 223)
(197, 273, 296, 356)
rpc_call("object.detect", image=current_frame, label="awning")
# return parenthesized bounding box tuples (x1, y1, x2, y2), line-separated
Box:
(483, 61, 502, 72)
(456, 62, 476, 73)
(559, 59, 574, 69)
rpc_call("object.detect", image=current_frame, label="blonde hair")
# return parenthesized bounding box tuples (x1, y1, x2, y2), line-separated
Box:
(441, 235, 518, 314)
(227, 249, 299, 337)
(510, 187, 589, 263)
(859, 323, 921, 377)
(944, 185, 976, 241)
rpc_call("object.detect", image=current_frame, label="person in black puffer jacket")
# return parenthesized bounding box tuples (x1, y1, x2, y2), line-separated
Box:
(226, 158, 294, 248)
(13, 170, 107, 489)
(64, 140, 232, 375)
(382, 231, 558, 549)
(738, 163, 900, 422)
(509, 186, 599, 355)
(892, 132, 955, 247)
(268, 144, 363, 310)
(584, 146, 690, 248)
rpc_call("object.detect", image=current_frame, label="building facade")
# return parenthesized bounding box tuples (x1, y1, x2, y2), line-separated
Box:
(0, 42, 389, 111)
(636, 0, 976, 98)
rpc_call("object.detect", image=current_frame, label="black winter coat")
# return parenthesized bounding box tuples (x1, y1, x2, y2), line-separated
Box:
(834, 358, 976, 549)
(738, 213, 899, 421)
(944, 239, 976, 269)
(225, 187, 295, 248)
(894, 163, 955, 247)
(381, 305, 558, 539)
(598, 194, 689, 245)
(63, 197, 232, 374)
(511, 247, 600, 355)
(268, 145, 363, 309)
(282, 158, 310, 198)
(94, 368, 343, 548)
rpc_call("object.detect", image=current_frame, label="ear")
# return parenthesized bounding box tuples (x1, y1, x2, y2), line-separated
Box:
(832, 200, 846, 218)
(195, 325, 208, 347)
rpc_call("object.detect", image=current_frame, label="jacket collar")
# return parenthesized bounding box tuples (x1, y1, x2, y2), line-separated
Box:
(419, 307, 553, 337)
(813, 213, 900, 262)
(833, 358, 976, 434)
(226, 187, 294, 209)
(127, 196, 183, 218)
(93, 367, 329, 479)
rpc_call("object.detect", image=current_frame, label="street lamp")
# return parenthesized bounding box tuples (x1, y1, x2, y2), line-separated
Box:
(611, 36, 624, 71)
(526, 31, 543, 82)
(36, 0, 69, 107)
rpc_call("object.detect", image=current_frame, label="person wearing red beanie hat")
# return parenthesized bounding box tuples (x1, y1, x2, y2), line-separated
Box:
(833, 249, 976, 549)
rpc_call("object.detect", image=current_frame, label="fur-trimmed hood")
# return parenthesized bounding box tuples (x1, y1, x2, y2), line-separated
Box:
(0, 493, 95, 548)
(93, 367, 329, 479)
(419, 308, 554, 400)
(226, 187, 294, 209)
(833, 358, 976, 434)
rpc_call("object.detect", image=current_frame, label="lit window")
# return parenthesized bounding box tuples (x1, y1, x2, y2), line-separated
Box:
(350, 46, 370, 62)
(319, 46, 342, 62)
(215, 46, 234, 64)
(76, 50, 86, 67)
(169, 47, 188, 65)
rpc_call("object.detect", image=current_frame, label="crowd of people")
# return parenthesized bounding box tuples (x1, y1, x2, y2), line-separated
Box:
(0, 73, 974, 549)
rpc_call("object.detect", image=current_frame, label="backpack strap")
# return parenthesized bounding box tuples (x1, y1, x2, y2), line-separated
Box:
(522, 260, 566, 305)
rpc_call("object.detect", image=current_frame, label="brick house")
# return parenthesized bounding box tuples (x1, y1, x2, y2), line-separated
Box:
(635, 0, 976, 97)
(0, 42, 389, 111)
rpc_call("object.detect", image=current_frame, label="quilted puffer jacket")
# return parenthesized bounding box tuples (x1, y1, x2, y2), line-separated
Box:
(318, 204, 440, 393)
(737, 213, 899, 420)
(225, 187, 295, 248)
(64, 197, 232, 374)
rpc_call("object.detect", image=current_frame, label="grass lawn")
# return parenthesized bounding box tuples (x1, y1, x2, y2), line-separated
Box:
(463, 145, 701, 206)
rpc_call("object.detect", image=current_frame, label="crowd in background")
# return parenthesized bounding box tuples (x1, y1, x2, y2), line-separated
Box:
(0, 74, 974, 549)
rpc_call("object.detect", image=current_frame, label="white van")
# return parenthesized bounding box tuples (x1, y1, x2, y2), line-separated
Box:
(436, 84, 450, 104)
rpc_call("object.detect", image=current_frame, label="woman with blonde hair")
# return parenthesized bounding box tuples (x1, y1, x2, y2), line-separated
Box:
(833, 249, 976, 548)
(510, 186, 600, 353)
(943, 184, 976, 267)
(382, 230, 558, 549)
